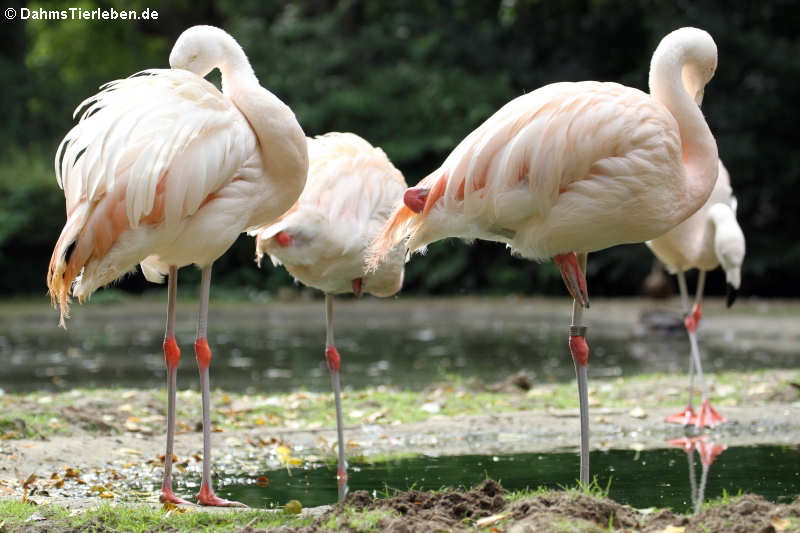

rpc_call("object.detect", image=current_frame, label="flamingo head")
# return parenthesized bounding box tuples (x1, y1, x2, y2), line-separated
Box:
(169, 25, 237, 78)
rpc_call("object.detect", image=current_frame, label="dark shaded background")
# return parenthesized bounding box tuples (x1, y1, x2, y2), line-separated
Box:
(1, 0, 798, 299)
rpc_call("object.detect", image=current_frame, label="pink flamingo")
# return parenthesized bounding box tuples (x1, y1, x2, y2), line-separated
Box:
(648, 160, 745, 428)
(46, 25, 308, 506)
(369, 27, 720, 484)
(251, 132, 407, 500)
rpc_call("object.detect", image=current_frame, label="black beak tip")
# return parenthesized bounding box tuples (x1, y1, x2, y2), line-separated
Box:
(726, 283, 738, 308)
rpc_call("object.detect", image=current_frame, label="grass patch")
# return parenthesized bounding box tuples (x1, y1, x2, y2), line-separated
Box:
(0, 367, 797, 441)
(0, 499, 313, 532)
(321, 507, 397, 531)
(700, 488, 745, 511)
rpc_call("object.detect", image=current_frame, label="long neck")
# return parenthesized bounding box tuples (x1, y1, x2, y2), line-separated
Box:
(217, 43, 308, 204)
(650, 44, 718, 207)
(229, 83, 308, 208)
(218, 41, 257, 94)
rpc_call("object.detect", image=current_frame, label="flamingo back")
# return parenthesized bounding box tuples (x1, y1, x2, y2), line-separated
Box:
(254, 132, 407, 296)
(369, 81, 686, 266)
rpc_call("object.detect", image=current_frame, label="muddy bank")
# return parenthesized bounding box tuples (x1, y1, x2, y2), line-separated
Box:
(287, 479, 800, 533)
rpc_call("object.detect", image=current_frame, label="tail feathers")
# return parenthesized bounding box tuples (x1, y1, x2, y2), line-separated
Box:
(366, 202, 417, 273)
(47, 204, 90, 328)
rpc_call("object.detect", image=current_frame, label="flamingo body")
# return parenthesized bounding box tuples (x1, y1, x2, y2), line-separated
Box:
(48, 28, 307, 324)
(255, 132, 406, 297)
(252, 132, 407, 499)
(370, 27, 720, 484)
(46, 25, 308, 506)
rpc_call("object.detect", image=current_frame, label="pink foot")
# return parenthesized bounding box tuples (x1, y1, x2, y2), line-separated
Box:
(693, 399, 726, 428)
(694, 436, 727, 466)
(160, 488, 192, 505)
(665, 405, 696, 426)
(196, 483, 247, 507)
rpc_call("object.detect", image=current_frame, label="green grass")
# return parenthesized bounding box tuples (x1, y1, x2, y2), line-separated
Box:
(1, 366, 797, 441)
(320, 507, 397, 531)
(0, 499, 313, 532)
(699, 488, 745, 511)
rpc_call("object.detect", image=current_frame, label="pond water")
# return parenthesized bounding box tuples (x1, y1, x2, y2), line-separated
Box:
(0, 300, 795, 393)
(205, 444, 800, 513)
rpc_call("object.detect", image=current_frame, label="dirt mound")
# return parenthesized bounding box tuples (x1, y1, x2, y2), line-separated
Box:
(281, 484, 800, 533)
(509, 491, 642, 531)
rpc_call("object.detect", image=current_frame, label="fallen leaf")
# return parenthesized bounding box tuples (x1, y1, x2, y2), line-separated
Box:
(772, 517, 791, 531)
(99, 491, 114, 499)
(628, 407, 647, 419)
(284, 499, 302, 514)
(421, 402, 441, 414)
(475, 512, 510, 527)
(25, 512, 46, 522)
(656, 526, 685, 533)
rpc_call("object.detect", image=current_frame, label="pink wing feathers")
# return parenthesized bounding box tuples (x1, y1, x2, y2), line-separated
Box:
(369, 81, 683, 267)
(48, 68, 257, 324)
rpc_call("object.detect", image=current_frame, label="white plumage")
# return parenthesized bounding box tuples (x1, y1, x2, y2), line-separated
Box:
(254, 132, 406, 296)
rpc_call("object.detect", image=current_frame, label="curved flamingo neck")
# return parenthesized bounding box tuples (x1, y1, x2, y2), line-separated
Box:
(217, 40, 257, 95)
(649, 34, 718, 209)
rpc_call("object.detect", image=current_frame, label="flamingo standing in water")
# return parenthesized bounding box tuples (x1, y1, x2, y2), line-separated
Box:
(251, 132, 407, 500)
(46, 25, 308, 506)
(369, 27, 720, 485)
(647, 160, 745, 427)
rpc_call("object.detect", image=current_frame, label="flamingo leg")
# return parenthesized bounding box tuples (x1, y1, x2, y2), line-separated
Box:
(566, 252, 590, 486)
(325, 294, 349, 501)
(665, 271, 697, 425)
(193, 265, 246, 507)
(687, 271, 726, 428)
(159, 266, 191, 505)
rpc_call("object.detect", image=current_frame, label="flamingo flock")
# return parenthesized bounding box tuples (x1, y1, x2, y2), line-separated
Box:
(47, 24, 738, 505)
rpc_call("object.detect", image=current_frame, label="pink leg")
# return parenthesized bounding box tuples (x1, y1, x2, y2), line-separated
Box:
(665, 271, 698, 426)
(325, 294, 349, 501)
(554, 253, 590, 308)
(160, 267, 192, 505)
(565, 252, 590, 486)
(193, 265, 246, 507)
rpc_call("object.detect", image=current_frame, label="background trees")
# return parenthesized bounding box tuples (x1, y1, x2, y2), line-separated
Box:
(2, 0, 798, 298)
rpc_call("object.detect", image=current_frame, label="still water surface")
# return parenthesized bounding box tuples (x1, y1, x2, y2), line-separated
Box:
(1, 300, 794, 392)
(202, 445, 799, 512)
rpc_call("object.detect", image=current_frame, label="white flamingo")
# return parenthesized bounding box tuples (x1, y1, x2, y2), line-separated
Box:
(47, 25, 308, 506)
(647, 160, 745, 427)
(369, 27, 720, 485)
(251, 132, 407, 500)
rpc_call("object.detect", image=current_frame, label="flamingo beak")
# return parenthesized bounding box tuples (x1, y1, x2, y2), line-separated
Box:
(725, 283, 738, 308)
(403, 188, 429, 214)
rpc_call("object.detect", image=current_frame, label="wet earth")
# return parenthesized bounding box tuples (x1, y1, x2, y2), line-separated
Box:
(277, 479, 800, 533)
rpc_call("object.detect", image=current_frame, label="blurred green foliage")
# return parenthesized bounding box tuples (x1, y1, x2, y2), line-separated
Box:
(1, 0, 798, 299)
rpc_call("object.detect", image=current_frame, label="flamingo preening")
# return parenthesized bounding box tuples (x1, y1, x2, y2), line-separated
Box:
(46, 25, 308, 506)
(369, 27, 720, 485)
(251, 132, 407, 500)
(647, 160, 746, 427)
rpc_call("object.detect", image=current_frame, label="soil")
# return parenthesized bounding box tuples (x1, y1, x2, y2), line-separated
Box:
(231, 478, 800, 533)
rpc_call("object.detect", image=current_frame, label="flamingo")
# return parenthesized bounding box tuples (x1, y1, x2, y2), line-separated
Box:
(46, 25, 308, 506)
(251, 132, 407, 500)
(368, 27, 720, 485)
(647, 160, 745, 428)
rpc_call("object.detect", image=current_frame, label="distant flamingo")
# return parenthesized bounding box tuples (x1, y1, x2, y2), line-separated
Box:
(648, 160, 745, 427)
(46, 25, 308, 506)
(251, 132, 407, 500)
(369, 27, 720, 485)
